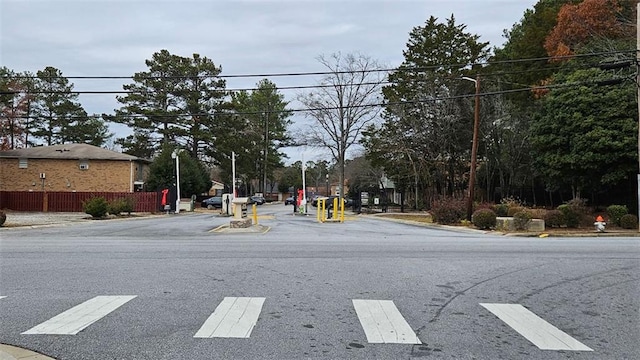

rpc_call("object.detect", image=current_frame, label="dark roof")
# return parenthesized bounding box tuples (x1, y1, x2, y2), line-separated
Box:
(0, 144, 152, 163)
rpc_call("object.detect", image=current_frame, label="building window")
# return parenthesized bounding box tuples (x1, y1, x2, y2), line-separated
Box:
(79, 160, 89, 170)
(19, 158, 28, 168)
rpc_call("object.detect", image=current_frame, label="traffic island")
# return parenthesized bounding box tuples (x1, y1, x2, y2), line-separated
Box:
(230, 218, 252, 228)
(210, 224, 270, 234)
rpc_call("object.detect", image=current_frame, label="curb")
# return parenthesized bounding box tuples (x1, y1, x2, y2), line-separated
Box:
(0, 344, 56, 360)
(364, 213, 640, 237)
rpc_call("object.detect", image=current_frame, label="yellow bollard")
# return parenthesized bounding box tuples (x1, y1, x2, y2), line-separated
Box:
(332, 198, 338, 220)
(252, 203, 258, 225)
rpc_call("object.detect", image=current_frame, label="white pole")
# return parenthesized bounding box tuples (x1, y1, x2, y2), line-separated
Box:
(301, 153, 307, 214)
(175, 153, 180, 214)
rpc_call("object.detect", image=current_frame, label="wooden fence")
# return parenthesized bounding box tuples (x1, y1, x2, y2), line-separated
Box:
(0, 191, 160, 212)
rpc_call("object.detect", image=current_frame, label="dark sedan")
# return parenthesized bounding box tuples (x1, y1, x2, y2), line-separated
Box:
(201, 196, 223, 209)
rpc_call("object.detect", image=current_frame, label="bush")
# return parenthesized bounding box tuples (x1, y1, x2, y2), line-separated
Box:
(0, 210, 5, 227)
(83, 196, 108, 218)
(513, 210, 532, 230)
(430, 197, 466, 225)
(606, 205, 628, 226)
(107, 197, 136, 216)
(620, 214, 638, 230)
(472, 208, 497, 229)
(544, 210, 565, 228)
(108, 198, 124, 215)
(528, 208, 547, 220)
(507, 206, 525, 217)
(121, 197, 135, 215)
(558, 204, 582, 228)
(492, 204, 508, 217)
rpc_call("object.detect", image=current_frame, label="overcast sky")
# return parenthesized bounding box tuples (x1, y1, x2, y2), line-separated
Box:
(1, 0, 538, 161)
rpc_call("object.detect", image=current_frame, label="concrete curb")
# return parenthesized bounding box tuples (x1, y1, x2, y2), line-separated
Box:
(364, 213, 640, 237)
(209, 224, 271, 234)
(0, 344, 56, 360)
(363, 213, 489, 234)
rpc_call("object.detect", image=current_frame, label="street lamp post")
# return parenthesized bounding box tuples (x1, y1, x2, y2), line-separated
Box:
(462, 76, 480, 221)
(326, 173, 329, 196)
(171, 149, 184, 214)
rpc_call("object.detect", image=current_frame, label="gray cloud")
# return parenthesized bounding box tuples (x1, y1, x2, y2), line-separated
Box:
(1, 0, 537, 160)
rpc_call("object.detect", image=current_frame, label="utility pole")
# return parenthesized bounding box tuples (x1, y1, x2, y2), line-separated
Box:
(263, 104, 270, 196)
(636, 2, 640, 231)
(462, 75, 480, 221)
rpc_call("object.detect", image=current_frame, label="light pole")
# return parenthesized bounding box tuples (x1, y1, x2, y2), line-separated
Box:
(171, 149, 184, 214)
(325, 173, 329, 196)
(462, 75, 480, 221)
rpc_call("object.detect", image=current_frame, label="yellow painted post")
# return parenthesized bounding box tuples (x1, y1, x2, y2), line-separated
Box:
(332, 198, 338, 220)
(340, 199, 345, 222)
(252, 203, 258, 225)
(320, 199, 326, 222)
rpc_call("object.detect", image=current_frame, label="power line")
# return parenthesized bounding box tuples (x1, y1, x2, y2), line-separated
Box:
(7, 78, 618, 119)
(4, 50, 632, 81)
(6, 59, 623, 95)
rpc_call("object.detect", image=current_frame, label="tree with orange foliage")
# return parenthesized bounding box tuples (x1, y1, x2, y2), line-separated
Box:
(544, 0, 634, 59)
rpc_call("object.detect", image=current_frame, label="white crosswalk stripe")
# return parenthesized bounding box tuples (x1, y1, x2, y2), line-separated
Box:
(7, 294, 601, 352)
(352, 299, 421, 344)
(22, 295, 137, 335)
(194, 297, 265, 338)
(480, 303, 593, 351)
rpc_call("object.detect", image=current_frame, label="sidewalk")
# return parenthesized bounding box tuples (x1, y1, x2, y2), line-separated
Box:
(0, 344, 55, 360)
(0, 211, 159, 229)
(0, 211, 89, 228)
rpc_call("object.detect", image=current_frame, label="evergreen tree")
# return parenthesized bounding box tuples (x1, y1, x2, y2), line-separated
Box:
(111, 50, 228, 159)
(365, 15, 490, 206)
(230, 79, 292, 194)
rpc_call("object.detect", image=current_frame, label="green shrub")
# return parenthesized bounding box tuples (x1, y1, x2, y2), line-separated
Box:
(492, 204, 508, 217)
(513, 210, 532, 230)
(544, 210, 565, 228)
(83, 197, 108, 218)
(620, 214, 638, 230)
(121, 197, 135, 215)
(0, 210, 6, 227)
(472, 208, 497, 229)
(606, 205, 628, 226)
(108, 198, 124, 215)
(557, 205, 578, 228)
(107, 197, 136, 216)
(430, 197, 466, 225)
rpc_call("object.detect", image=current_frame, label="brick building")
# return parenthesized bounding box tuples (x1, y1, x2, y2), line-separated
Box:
(0, 143, 151, 192)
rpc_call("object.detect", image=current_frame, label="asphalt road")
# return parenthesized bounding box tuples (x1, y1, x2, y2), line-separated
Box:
(1, 205, 638, 359)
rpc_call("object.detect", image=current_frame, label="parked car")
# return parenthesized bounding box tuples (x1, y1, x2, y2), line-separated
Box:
(201, 196, 223, 209)
(318, 196, 349, 209)
(250, 195, 265, 205)
(284, 197, 295, 205)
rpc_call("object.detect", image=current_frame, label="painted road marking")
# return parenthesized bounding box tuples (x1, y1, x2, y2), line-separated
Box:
(352, 299, 421, 344)
(22, 295, 137, 335)
(194, 297, 265, 338)
(480, 303, 593, 351)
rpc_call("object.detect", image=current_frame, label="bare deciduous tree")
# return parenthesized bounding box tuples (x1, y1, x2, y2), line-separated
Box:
(297, 53, 385, 199)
